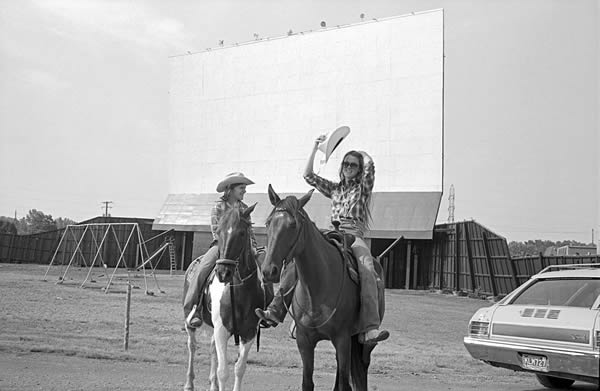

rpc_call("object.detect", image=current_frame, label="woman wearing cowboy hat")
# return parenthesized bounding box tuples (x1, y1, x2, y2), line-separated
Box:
(256, 135, 389, 345)
(183, 172, 260, 329)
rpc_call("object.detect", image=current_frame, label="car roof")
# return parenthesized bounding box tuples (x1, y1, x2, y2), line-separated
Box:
(533, 267, 600, 279)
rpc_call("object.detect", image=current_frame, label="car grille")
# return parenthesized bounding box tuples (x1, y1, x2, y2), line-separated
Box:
(534, 309, 548, 318)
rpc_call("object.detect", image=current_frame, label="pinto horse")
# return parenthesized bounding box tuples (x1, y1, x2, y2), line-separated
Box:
(261, 185, 384, 391)
(183, 203, 269, 391)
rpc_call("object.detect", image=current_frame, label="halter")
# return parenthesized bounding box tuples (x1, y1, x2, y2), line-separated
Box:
(215, 212, 259, 285)
(271, 205, 347, 330)
(216, 247, 259, 287)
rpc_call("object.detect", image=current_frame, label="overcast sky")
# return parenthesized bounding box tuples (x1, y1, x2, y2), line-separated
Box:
(0, 0, 598, 244)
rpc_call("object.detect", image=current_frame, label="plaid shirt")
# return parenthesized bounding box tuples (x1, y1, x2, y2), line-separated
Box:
(210, 199, 258, 249)
(304, 160, 375, 233)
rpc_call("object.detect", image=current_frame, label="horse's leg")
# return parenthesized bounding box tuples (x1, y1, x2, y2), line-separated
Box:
(233, 338, 254, 391)
(209, 335, 218, 391)
(184, 326, 196, 391)
(297, 332, 316, 391)
(214, 324, 230, 390)
(331, 334, 352, 391)
(210, 278, 228, 390)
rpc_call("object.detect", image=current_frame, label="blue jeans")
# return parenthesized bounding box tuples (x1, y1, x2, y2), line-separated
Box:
(182, 245, 219, 319)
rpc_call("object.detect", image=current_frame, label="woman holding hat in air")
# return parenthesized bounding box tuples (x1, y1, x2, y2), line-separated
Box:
(256, 133, 389, 345)
(183, 172, 260, 329)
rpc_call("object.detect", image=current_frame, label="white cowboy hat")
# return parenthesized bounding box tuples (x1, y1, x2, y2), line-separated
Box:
(317, 126, 350, 163)
(216, 172, 255, 193)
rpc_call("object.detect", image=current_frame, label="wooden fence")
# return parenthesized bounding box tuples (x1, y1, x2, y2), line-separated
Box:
(0, 217, 178, 270)
(0, 229, 64, 265)
(511, 254, 600, 286)
(426, 221, 600, 296)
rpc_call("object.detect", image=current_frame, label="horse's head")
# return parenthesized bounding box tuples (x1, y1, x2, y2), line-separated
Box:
(262, 184, 313, 282)
(215, 203, 257, 283)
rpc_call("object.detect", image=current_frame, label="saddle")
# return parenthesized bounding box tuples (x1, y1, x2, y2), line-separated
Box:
(321, 230, 360, 285)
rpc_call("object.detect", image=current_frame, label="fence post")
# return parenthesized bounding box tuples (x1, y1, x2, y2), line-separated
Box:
(454, 223, 461, 292)
(506, 239, 519, 290)
(482, 231, 498, 297)
(7, 234, 16, 262)
(463, 223, 476, 292)
(405, 240, 412, 289)
(439, 231, 446, 290)
(124, 283, 132, 350)
(538, 252, 545, 270)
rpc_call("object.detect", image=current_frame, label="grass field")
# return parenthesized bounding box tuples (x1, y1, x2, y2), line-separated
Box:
(0, 263, 538, 390)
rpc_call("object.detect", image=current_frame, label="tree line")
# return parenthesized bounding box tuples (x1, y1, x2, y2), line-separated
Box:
(508, 239, 595, 257)
(0, 210, 77, 235)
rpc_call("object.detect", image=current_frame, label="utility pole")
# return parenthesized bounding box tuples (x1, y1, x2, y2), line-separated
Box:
(101, 201, 113, 217)
(448, 184, 455, 223)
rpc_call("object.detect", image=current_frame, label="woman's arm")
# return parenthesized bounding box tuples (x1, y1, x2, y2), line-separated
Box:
(360, 150, 373, 166)
(358, 150, 375, 193)
(303, 134, 336, 198)
(303, 134, 326, 178)
(210, 202, 223, 243)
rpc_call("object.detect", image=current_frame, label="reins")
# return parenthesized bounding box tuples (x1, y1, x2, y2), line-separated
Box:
(276, 207, 348, 330)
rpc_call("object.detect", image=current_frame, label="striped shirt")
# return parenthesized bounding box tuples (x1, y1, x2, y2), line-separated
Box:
(304, 159, 375, 235)
(210, 199, 258, 249)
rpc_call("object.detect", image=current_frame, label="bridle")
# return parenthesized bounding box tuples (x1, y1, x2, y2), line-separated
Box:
(215, 219, 258, 286)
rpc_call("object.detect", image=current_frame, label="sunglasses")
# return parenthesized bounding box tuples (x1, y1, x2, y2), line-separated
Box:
(342, 161, 359, 169)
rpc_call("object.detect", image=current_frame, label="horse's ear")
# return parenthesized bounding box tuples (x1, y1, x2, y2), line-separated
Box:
(243, 202, 257, 218)
(268, 184, 281, 205)
(299, 189, 314, 208)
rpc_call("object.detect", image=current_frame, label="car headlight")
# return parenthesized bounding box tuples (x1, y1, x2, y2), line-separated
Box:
(469, 321, 490, 337)
(595, 330, 600, 350)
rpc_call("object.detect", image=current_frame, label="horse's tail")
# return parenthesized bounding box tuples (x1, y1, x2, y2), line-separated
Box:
(350, 334, 373, 391)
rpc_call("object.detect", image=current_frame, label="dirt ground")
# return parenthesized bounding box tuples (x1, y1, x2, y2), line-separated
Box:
(0, 351, 546, 391)
(1, 263, 596, 391)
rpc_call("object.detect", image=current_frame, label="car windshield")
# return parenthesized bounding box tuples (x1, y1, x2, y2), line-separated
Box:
(511, 278, 600, 308)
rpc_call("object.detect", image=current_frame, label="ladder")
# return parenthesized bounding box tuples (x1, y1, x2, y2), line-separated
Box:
(166, 236, 176, 275)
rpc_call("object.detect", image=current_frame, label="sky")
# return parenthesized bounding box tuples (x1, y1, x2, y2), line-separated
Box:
(0, 0, 598, 244)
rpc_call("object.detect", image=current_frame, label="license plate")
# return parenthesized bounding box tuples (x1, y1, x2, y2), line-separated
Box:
(521, 354, 548, 372)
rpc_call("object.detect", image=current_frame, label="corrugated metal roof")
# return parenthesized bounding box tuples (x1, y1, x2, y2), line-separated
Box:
(152, 191, 442, 240)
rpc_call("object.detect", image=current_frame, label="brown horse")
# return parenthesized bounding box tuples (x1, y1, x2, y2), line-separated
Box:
(261, 185, 383, 391)
(183, 203, 270, 391)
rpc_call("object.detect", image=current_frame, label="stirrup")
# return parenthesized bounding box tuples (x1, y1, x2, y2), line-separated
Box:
(255, 308, 279, 328)
(185, 305, 200, 329)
